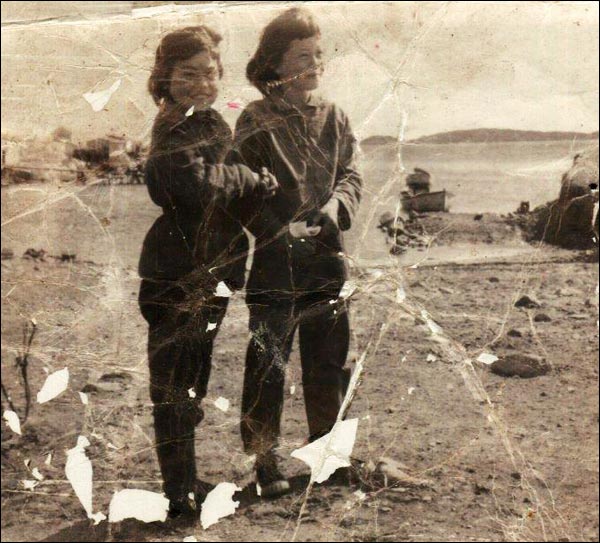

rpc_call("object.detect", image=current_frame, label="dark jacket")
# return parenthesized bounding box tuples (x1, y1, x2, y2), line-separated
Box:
(138, 106, 267, 290)
(231, 94, 363, 302)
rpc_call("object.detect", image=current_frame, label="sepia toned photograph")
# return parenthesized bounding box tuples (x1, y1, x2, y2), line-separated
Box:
(1, 2, 598, 541)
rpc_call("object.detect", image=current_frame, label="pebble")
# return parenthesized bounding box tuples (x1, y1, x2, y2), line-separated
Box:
(490, 353, 550, 378)
(556, 288, 579, 297)
(515, 295, 541, 309)
(80, 383, 100, 393)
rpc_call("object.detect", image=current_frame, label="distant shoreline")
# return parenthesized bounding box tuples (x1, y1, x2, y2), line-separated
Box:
(362, 129, 599, 146)
(360, 139, 600, 149)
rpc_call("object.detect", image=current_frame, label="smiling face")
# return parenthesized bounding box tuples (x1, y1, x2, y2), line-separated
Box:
(276, 35, 324, 92)
(169, 50, 219, 110)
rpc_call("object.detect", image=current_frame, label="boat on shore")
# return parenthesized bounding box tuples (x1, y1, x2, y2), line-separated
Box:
(401, 189, 447, 212)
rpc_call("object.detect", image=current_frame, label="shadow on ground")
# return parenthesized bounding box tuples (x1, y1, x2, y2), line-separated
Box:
(40, 474, 315, 542)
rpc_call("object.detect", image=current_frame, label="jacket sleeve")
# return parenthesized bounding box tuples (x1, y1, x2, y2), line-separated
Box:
(145, 127, 261, 213)
(230, 109, 276, 174)
(227, 109, 287, 240)
(332, 108, 363, 231)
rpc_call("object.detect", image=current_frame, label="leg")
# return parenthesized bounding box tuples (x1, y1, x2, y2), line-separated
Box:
(148, 314, 200, 505)
(143, 280, 226, 506)
(241, 301, 296, 456)
(188, 295, 229, 401)
(299, 299, 351, 441)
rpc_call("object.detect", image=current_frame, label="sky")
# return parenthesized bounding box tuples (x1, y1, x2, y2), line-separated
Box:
(1, 1, 598, 143)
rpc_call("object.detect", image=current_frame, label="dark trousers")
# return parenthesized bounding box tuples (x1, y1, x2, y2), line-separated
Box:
(139, 278, 228, 500)
(241, 297, 351, 455)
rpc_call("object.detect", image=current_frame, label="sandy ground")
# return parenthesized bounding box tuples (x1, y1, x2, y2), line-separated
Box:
(1, 207, 599, 542)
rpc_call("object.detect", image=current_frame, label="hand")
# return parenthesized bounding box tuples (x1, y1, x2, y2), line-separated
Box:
(308, 200, 342, 252)
(289, 221, 321, 238)
(320, 198, 339, 229)
(257, 167, 279, 198)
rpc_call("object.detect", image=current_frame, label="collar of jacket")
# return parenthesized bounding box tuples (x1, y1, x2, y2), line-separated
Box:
(266, 92, 327, 114)
(157, 103, 220, 131)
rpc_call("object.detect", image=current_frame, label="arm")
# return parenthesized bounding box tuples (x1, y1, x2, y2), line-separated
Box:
(228, 109, 277, 177)
(145, 126, 261, 213)
(327, 109, 363, 231)
(228, 110, 287, 240)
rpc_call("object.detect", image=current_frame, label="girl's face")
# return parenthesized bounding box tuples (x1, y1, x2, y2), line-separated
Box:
(169, 50, 219, 110)
(276, 36, 324, 92)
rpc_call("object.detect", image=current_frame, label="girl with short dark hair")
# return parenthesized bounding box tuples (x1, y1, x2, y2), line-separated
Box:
(139, 25, 280, 518)
(232, 7, 363, 498)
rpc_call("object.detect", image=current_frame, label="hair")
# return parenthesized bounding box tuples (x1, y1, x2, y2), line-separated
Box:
(148, 25, 223, 105)
(246, 7, 321, 95)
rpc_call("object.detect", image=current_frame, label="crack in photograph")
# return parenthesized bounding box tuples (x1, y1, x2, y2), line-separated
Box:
(1, 2, 598, 542)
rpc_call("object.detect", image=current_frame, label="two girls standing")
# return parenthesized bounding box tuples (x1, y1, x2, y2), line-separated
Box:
(138, 7, 362, 517)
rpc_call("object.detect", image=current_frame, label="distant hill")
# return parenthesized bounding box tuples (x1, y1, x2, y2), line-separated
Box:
(361, 135, 398, 146)
(408, 129, 599, 144)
